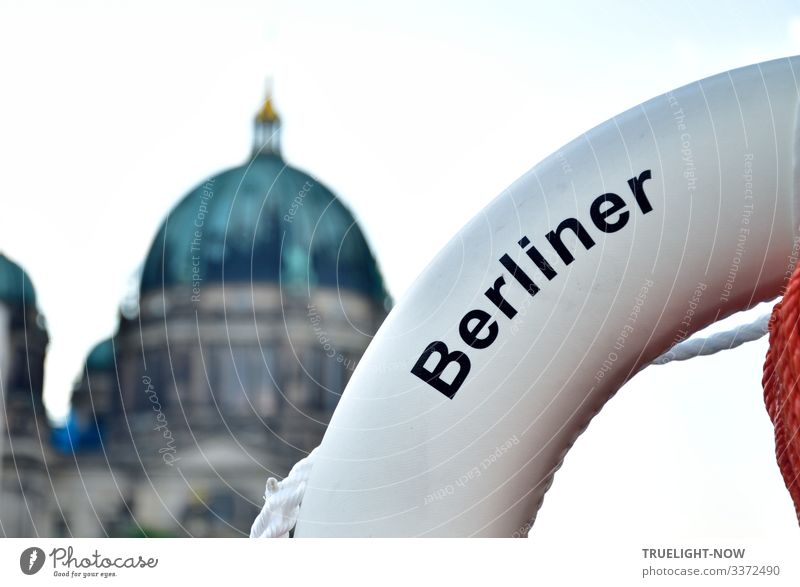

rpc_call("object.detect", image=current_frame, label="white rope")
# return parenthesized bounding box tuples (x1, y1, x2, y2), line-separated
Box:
(649, 312, 771, 366)
(250, 447, 318, 538)
(250, 313, 772, 538)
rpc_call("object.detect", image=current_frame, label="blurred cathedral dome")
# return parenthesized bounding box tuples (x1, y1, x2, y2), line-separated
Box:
(139, 98, 388, 308)
(0, 253, 37, 307)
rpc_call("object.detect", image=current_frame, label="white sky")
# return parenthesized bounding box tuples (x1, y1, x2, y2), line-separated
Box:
(2, 0, 800, 574)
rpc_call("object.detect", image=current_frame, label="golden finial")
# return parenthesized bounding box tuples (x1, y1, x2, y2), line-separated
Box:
(252, 80, 282, 157)
(256, 95, 279, 123)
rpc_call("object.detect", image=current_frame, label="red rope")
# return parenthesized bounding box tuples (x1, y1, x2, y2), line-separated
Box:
(763, 267, 800, 526)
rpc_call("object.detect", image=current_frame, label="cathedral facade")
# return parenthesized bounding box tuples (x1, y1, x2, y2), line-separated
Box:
(0, 98, 389, 537)
(0, 255, 51, 537)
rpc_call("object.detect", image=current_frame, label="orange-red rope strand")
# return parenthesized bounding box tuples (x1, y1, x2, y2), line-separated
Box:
(763, 267, 800, 526)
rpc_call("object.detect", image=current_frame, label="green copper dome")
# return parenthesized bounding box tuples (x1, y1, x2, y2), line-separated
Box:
(0, 253, 36, 306)
(85, 338, 115, 372)
(140, 154, 388, 304)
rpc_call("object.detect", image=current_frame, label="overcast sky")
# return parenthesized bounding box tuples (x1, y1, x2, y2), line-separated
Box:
(2, 0, 800, 577)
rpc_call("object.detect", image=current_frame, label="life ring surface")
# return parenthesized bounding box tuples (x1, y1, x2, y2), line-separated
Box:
(295, 56, 800, 537)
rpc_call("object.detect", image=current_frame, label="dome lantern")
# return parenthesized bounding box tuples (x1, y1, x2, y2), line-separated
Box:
(252, 89, 281, 158)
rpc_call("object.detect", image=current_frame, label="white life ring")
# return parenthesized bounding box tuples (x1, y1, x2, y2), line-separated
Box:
(294, 56, 800, 537)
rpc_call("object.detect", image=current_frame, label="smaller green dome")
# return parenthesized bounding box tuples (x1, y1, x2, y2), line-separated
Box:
(86, 338, 115, 372)
(0, 253, 36, 306)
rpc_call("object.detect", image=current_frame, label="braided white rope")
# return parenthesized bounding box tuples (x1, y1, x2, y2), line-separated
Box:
(250, 313, 772, 538)
(650, 312, 771, 366)
(250, 447, 318, 538)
